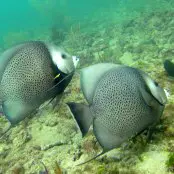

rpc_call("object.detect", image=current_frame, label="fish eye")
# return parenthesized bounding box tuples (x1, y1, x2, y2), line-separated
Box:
(61, 53, 67, 59)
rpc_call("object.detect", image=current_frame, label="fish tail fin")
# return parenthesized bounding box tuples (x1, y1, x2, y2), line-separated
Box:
(77, 151, 106, 166)
(66, 102, 92, 137)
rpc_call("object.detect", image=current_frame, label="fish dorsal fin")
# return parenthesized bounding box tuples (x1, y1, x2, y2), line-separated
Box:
(80, 63, 123, 104)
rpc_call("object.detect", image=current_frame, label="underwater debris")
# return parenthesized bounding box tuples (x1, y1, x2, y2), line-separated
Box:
(41, 141, 67, 151)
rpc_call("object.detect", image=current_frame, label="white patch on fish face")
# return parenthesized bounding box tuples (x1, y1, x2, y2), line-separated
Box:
(164, 88, 170, 99)
(49, 45, 79, 74)
(72, 56, 79, 68)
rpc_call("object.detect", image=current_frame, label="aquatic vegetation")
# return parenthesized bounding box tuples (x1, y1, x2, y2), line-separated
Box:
(53, 161, 63, 174)
(166, 153, 174, 172)
(64, 24, 85, 52)
(38, 161, 63, 174)
(11, 165, 25, 174)
(82, 135, 99, 154)
(50, 26, 66, 45)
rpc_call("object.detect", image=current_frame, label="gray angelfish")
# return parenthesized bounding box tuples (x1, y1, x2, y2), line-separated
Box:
(67, 63, 167, 165)
(0, 41, 79, 127)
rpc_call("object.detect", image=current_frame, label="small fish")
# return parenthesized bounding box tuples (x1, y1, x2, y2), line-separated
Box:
(0, 41, 79, 125)
(164, 59, 174, 77)
(67, 63, 167, 165)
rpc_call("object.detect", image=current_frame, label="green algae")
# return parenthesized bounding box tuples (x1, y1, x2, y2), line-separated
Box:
(166, 153, 174, 172)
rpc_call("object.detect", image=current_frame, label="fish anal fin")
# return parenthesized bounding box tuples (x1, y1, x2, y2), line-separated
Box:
(66, 102, 92, 137)
(93, 118, 124, 152)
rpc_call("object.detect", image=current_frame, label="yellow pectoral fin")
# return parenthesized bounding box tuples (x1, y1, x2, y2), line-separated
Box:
(54, 74, 60, 80)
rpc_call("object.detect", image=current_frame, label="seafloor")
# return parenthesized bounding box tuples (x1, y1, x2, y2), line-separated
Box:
(0, 9, 174, 174)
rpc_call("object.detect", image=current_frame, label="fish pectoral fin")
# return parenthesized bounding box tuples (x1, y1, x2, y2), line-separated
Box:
(66, 102, 92, 137)
(93, 118, 124, 152)
(140, 87, 154, 107)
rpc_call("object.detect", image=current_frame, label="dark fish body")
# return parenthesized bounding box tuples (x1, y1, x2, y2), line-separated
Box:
(67, 63, 167, 164)
(164, 59, 174, 77)
(0, 41, 78, 124)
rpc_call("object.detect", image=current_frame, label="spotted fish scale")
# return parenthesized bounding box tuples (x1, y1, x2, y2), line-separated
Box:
(0, 42, 54, 103)
(92, 67, 154, 137)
